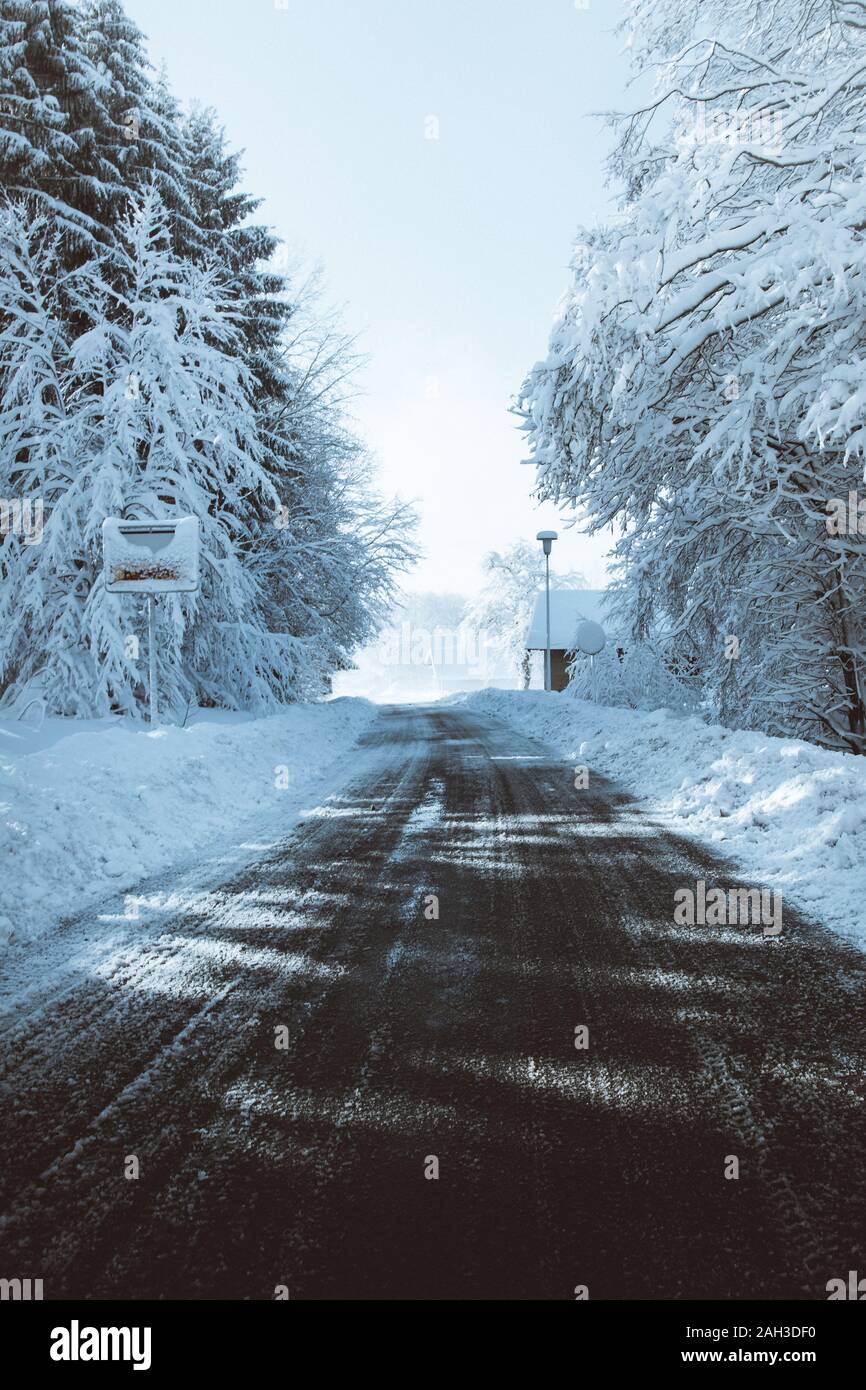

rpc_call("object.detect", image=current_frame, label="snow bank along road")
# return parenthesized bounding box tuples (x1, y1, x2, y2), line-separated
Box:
(1, 705, 864, 1300)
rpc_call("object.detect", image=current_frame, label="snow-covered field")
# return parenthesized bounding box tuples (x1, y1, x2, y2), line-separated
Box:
(457, 689, 866, 950)
(0, 698, 376, 953)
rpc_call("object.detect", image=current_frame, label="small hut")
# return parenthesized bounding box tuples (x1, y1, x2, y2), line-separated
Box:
(525, 590, 611, 691)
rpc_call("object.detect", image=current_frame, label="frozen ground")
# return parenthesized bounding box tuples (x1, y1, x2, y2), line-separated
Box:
(0, 698, 377, 952)
(456, 689, 866, 950)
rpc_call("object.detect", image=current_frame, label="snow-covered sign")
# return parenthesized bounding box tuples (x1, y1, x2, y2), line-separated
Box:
(102, 517, 200, 594)
(574, 620, 606, 657)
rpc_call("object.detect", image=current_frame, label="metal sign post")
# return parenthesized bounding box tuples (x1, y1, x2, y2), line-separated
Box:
(147, 595, 158, 725)
(102, 517, 200, 725)
(545, 551, 552, 692)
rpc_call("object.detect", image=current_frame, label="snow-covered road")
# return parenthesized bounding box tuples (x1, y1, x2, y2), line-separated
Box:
(0, 704, 864, 1299)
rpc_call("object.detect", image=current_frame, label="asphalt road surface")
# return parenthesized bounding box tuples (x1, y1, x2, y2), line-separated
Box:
(1, 704, 864, 1301)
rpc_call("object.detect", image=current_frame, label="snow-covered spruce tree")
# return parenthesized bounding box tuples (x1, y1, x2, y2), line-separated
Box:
(76, 3, 200, 259)
(0, 0, 114, 254)
(518, 0, 866, 752)
(0, 1, 198, 266)
(182, 104, 288, 396)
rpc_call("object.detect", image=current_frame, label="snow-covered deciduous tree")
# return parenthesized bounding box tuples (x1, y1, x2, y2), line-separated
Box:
(518, 0, 866, 751)
(249, 290, 418, 693)
(468, 540, 587, 686)
(0, 204, 75, 701)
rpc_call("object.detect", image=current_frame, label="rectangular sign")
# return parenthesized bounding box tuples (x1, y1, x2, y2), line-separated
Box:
(102, 517, 200, 594)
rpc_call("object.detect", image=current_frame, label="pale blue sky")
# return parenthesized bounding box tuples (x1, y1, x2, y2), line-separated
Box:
(126, 0, 631, 592)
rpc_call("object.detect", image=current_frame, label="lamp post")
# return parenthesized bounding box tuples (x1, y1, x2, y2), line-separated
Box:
(536, 530, 558, 692)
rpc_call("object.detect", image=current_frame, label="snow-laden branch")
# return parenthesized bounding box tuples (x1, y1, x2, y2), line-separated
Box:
(518, 0, 866, 751)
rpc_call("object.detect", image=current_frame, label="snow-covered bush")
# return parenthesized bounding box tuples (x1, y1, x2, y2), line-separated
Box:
(566, 641, 699, 713)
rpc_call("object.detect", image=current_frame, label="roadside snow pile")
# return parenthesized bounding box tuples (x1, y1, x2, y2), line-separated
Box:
(0, 699, 376, 952)
(460, 689, 866, 949)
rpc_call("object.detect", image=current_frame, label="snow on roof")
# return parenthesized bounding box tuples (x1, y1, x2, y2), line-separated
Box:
(525, 589, 615, 650)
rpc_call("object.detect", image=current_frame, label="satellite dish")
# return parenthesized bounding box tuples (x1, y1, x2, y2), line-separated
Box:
(574, 619, 606, 656)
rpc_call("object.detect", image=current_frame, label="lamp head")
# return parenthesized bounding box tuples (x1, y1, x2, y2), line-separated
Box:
(536, 529, 558, 557)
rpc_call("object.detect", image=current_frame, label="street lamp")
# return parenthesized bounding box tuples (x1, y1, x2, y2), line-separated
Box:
(536, 530, 558, 692)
